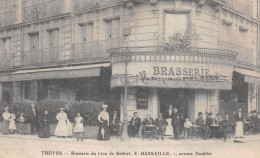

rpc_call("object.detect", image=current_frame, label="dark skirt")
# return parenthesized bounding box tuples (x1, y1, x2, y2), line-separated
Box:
(38, 122, 50, 138)
(97, 120, 110, 140)
(2, 120, 10, 134)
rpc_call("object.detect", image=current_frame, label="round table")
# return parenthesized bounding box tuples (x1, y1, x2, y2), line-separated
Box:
(210, 125, 220, 139)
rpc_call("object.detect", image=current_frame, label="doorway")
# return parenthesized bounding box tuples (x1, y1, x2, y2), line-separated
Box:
(159, 89, 190, 118)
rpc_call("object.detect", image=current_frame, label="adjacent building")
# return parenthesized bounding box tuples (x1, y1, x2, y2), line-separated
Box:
(0, 0, 260, 121)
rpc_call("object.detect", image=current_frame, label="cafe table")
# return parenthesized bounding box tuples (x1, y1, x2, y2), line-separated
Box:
(210, 124, 220, 140)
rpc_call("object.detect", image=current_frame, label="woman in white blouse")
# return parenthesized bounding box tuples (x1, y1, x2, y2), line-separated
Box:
(54, 108, 69, 137)
(2, 107, 11, 134)
(97, 104, 110, 140)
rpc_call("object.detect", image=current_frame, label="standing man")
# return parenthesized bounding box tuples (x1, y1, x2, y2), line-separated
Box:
(128, 112, 141, 138)
(172, 107, 181, 140)
(29, 103, 39, 135)
(155, 113, 168, 140)
(110, 111, 120, 136)
(164, 105, 173, 136)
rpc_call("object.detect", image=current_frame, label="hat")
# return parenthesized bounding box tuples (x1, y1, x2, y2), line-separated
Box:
(59, 107, 65, 110)
(251, 110, 257, 114)
(31, 103, 35, 107)
(158, 113, 163, 116)
(198, 112, 203, 116)
(102, 104, 108, 108)
(4, 107, 9, 110)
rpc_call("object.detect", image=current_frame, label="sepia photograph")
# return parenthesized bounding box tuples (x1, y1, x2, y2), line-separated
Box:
(0, 0, 260, 158)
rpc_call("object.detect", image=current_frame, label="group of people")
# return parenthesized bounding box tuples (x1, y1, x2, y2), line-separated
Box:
(2, 103, 260, 142)
(1, 103, 85, 141)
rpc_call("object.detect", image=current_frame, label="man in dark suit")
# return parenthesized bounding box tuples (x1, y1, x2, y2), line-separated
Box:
(128, 112, 141, 138)
(110, 111, 120, 136)
(155, 113, 168, 140)
(172, 108, 182, 140)
(29, 103, 39, 135)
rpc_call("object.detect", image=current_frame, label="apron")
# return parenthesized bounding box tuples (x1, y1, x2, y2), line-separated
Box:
(235, 121, 244, 137)
(165, 118, 173, 136)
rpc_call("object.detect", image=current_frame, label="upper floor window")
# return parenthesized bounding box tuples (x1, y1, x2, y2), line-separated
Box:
(222, 22, 232, 42)
(48, 29, 59, 47)
(105, 18, 120, 40)
(239, 27, 248, 48)
(0, 37, 11, 54)
(79, 22, 93, 43)
(164, 12, 188, 42)
(29, 32, 39, 50)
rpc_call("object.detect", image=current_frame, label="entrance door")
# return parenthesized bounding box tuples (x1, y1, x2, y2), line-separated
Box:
(159, 89, 189, 118)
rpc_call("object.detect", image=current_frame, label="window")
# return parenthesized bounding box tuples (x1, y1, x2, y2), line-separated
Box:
(239, 28, 248, 47)
(222, 22, 232, 42)
(105, 18, 120, 40)
(164, 12, 188, 42)
(80, 23, 93, 42)
(1, 37, 11, 54)
(48, 29, 59, 47)
(29, 33, 39, 50)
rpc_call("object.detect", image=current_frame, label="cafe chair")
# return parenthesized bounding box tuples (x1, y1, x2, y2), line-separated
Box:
(143, 125, 153, 140)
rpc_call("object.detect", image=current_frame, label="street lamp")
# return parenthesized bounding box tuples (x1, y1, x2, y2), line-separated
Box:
(121, 52, 130, 140)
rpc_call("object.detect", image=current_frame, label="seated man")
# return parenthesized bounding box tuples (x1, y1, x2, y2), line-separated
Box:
(142, 114, 155, 137)
(220, 114, 233, 141)
(155, 113, 168, 140)
(109, 111, 120, 136)
(206, 113, 214, 138)
(196, 112, 209, 140)
(128, 112, 141, 138)
(253, 112, 260, 134)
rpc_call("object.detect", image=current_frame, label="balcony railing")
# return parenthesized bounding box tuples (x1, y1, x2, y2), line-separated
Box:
(109, 46, 237, 65)
(72, 0, 122, 11)
(218, 40, 254, 65)
(23, 0, 65, 22)
(72, 39, 123, 62)
(0, 53, 15, 69)
(0, 11, 16, 28)
(224, 0, 253, 17)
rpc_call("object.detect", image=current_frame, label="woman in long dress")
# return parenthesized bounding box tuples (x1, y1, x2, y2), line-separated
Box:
(97, 104, 110, 140)
(39, 110, 50, 138)
(74, 112, 84, 141)
(54, 108, 69, 137)
(9, 113, 16, 134)
(235, 108, 244, 138)
(2, 107, 11, 134)
(165, 105, 174, 136)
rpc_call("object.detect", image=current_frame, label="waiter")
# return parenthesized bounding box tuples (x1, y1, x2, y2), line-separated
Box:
(172, 107, 182, 140)
(164, 105, 173, 136)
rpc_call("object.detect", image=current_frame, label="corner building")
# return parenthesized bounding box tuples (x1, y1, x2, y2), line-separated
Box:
(0, 0, 260, 122)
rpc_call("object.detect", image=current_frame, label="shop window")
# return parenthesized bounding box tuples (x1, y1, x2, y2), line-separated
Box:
(222, 22, 232, 42)
(219, 90, 232, 102)
(136, 88, 148, 109)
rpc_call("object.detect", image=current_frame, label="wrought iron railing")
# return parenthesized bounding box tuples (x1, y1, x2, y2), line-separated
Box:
(23, 0, 65, 22)
(218, 40, 254, 65)
(72, 0, 122, 11)
(109, 46, 238, 65)
(224, 0, 253, 17)
(72, 38, 123, 61)
(0, 53, 15, 69)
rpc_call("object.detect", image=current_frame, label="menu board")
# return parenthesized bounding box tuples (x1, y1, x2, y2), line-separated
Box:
(136, 88, 148, 109)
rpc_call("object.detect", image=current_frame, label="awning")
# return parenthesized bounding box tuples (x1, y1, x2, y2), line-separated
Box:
(0, 63, 110, 82)
(235, 68, 260, 83)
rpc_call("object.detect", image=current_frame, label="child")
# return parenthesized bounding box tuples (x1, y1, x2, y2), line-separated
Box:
(74, 112, 84, 141)
(220, 114, 233, 141)
(183, 118, 192, 139)
(17, 113, 26, 135)
(9, 113, 16, 134)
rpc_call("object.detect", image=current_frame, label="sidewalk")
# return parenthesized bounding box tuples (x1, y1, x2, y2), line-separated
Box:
(1, 133, 260, 146)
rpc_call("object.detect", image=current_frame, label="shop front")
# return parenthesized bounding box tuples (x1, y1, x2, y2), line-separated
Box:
(109, 47, 237, 122)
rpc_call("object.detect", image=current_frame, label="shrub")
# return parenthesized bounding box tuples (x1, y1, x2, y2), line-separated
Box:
(11, 100, 37, 123)
(70, 101, 103, 126)
(0, 101, 9, 121)
(38, 99, 69, 124)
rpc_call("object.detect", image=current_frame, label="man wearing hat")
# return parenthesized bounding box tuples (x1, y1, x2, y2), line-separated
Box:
(128, 112, 141, 138)
(171, 107, 182, 140)
(29, 103, 39, 135)
(155, 113, 168, 140)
